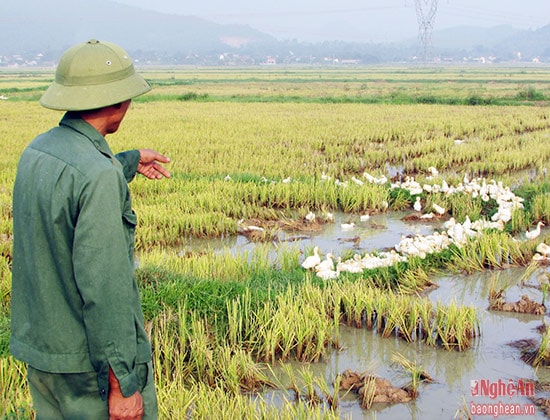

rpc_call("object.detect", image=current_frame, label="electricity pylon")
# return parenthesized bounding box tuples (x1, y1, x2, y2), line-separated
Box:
(414, 0, 438, 62)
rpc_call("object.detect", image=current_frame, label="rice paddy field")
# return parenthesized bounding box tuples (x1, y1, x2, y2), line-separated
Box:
(1, 65, 550, 418)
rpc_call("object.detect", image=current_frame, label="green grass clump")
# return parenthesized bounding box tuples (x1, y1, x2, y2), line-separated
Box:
(534, 329, 550, 367)
(449, 231, 531, 273)
(0, 357, 33, 418)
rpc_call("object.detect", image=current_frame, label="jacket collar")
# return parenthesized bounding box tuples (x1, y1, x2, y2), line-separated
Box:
(59, 112, 115, 159)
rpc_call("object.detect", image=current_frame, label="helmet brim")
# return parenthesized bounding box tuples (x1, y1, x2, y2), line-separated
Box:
(40, 71, 151, 111)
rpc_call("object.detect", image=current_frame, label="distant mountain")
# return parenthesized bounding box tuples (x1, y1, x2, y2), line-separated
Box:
(498, 24, 550, 59)
(432, 24, 550, 59)
(0, 0, 548, 64)
(0, 0, 275, 57)
(433, 25, 523, 50)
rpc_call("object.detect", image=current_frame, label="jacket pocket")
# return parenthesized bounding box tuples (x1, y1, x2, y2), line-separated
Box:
(122, 210, 137, 258)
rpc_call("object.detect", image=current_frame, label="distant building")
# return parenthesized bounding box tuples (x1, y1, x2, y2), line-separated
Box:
(340, 59, 361, 65)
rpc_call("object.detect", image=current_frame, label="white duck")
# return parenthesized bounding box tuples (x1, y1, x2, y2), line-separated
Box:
(427, 166, 439, 177)
(526, 221, 544, 240)
(360, 214, 370, 222)
(432, 203, 446, 216)
(315, 253, 335, 272)
(301, 246, 321, 270)
(336, 255, 364, 274)
(341, 222, 355, 231)
(413, 197, 422, 212)
(316, 266, 340, 281)
(536, 242, 550, 257)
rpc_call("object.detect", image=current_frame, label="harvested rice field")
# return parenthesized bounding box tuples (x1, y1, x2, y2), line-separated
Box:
(1, 65, 550, 418)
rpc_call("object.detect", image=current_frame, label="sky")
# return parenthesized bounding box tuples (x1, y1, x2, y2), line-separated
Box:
(113, 0, 550, 43)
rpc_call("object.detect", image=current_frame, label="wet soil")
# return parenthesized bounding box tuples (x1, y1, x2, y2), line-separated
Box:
(490, 294, 546, 315)
(337, 369, 414, 407)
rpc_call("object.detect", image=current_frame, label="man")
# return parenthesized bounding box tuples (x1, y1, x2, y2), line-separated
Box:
(10, 39, 169, 419)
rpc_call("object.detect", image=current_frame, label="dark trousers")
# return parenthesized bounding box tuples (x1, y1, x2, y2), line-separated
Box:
(27, 362, 158, 420)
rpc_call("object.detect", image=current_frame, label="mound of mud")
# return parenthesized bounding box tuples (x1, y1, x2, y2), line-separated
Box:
(337, 369, 415, 407)
(490, 294, 546, 315)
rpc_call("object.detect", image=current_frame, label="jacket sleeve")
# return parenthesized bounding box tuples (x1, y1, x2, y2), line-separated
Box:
(115, 149, 140, 183)
(72, 164, 140, 398)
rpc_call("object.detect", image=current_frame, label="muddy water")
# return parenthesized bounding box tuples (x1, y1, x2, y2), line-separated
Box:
(290, 211, 438, 256)
(178, 211, 440, 260)
(260, 269, 548, 419)
(179, 212, 550, 418)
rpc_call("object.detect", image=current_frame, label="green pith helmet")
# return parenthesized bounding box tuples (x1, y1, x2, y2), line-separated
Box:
(40, 39, 151, 111)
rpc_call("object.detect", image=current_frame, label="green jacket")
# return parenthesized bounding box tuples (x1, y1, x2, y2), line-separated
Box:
(11, 113, 151, 399)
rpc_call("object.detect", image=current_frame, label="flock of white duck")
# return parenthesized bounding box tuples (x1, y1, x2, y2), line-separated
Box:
(300, 168, 547, 280)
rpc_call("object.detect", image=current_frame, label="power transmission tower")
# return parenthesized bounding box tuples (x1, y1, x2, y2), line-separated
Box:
(414, 0, 438, 62)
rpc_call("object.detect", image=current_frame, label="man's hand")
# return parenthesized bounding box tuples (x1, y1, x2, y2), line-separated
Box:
(137, 149, 171, 179)
(108, 368, 144, 420)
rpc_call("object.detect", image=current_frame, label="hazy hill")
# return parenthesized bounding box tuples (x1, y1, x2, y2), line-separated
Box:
(433, 24, 550, 59)
(1, 0, 548, 63)
(433, 25, 522, 50)
(0, 0, 274, 56)
(498, 24, 550, 59)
